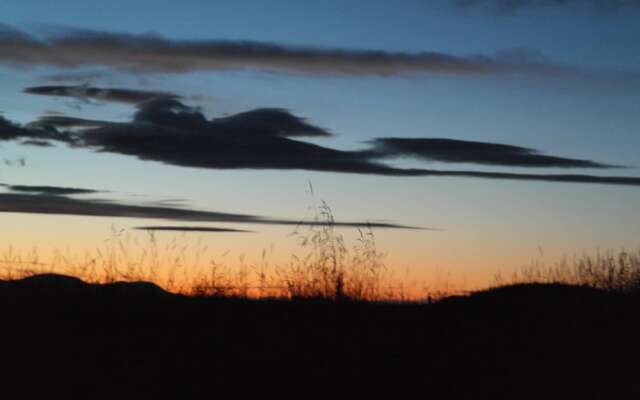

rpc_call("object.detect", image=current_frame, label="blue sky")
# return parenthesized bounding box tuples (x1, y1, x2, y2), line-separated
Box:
(1, 0, 639, 286)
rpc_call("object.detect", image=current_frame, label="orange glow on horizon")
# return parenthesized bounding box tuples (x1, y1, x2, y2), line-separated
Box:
(1, 211, 604, 299)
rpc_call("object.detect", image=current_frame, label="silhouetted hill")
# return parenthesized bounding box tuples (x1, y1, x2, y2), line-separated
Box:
(440, 282, 619, 311)
(0, 273, 169, 298)
(1, 275, 638, 399)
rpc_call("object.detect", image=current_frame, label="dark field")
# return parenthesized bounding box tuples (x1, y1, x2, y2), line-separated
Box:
(2, 274, 639, 399)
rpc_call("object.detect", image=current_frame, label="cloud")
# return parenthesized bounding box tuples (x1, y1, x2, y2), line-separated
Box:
(413, 169, 640, 186)
(371, 138, 616, 168)
(66, 99, 396, 174)
(453, 0, 640, 13)
(0, 24, 583, 78)
(24, 84, 179, 104)
(41, 70, 113, 82)
(134, 226, 252, 233)
(6, 99, 399, 175)
(19, 139, 54, 147)
(0, 191, 421, 229)
(3, 97, 640, 187)
(0, 183, 100, 195)
(29, 115, 113, 129)
(1, 115, 30, 140)
(1, 114, 72, 142)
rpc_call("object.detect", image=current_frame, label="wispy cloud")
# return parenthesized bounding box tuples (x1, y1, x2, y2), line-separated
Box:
(0, 190, 421, 229)
(24, 84, 179, 104)
(0, 24, 586, 78)
(0, 183, 101, 195)
(410, 169, 640, 186)
(134, 226, 252, 233)
(453, 0, 640, 13)
(29, 115, 112, 129)
(41, 70, 113, 83)
(19, 139, 54, 147)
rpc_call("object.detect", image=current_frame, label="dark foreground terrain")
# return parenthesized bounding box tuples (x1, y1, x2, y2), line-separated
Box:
(1, 274, 639, 399)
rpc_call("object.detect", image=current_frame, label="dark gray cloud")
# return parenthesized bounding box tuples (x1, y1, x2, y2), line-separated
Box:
(64, 99, 387, 174)
(134, 226, 252, 233)
(412, 169, 640, 186)
(371, 138, 615, 168)
(2, 97, 639, 186)
(0, 191, 420, 229)
(1, 115, 30, 141)
(0, 25, 581, 78)
(210, 108, 331, 138)
(1, 114, 72, 142)
(454, 0, 640, 13)
(0, 183, 100, 195)
(24, 84, 179, 104)
(5, 100, 392, 174)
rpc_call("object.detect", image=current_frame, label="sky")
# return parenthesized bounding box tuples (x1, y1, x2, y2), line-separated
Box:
(0, 0, 639, 290)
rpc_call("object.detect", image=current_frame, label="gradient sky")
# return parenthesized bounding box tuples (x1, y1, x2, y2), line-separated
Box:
(1, 0, 639, 290)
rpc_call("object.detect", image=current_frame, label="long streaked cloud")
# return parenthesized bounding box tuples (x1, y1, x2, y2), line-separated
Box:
(454, 0, 640, 13)
(0, 190, 420, 229)
(28, 115, 112, 129)
(0, 183, 101, 195)
(134, 226, 252, 233)
(407, 169, 640, 186)
(2, 95, 639, 187)
(19, 139, 54, 147)
(23, 84, 179, 104)
(371, 138, 616, 168)
(0, 24, 582, 78)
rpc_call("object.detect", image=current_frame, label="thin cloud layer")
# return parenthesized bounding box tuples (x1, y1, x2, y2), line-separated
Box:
(0, 183, 100, 195)
(413, 169, 640, 186)
(134, 226, 252, 233)
(24, 84, 179, 104)
(1, 94, 639, 186)
(0, 25, 578, 77)
(19, 139, 54, 147)
(30, 115, 112, 128)
(454, 0, 640, 13)
(371, 138, 615, 168)
(0, 191, 420, 229)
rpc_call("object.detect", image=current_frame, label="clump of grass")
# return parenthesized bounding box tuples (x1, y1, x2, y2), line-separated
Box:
(0, 198, 402, 301)
(276, 199, 387, 300)
(494, 249, 640, 294)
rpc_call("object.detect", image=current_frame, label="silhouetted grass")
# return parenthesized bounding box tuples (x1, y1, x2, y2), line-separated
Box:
(2, 194, 639, 301)
(493, 249, 640, 295)
(0, 200, 424, 301)
(3, 214, 640, 301)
